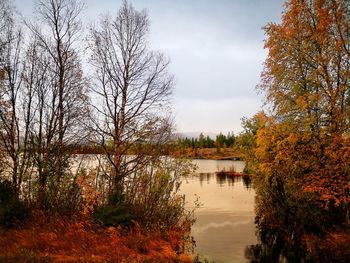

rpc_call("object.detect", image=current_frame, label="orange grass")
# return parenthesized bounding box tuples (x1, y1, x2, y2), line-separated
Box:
(0, 212, 193, 263)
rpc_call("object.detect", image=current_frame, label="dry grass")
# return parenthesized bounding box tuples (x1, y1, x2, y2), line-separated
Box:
(0, 212, 193, 263)
(173, 147, 243, 160)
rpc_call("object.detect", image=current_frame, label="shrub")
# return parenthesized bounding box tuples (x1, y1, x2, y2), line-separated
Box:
(92, 158, 196, 232)
(35, 173, 83, 216)
(122, 158, 196, 231)
(93, 202, 133, 227)
(0, 180, 29, 228)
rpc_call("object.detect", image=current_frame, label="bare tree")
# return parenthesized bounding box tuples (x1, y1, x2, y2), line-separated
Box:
(89, 0, 174, 200)
(0, 0, 32, 194)
(21, 37, 55, 202)
(23, 0, 90, 207)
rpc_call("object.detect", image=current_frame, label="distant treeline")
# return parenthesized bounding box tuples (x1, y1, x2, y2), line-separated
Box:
(177, 132, 236, 149)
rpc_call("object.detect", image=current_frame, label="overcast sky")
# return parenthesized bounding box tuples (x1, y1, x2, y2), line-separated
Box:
(14, 0, 285, 135)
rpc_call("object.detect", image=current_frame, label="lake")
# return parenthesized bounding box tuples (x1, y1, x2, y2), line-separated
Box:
(75, 156, 257, 261)
(180, 160, 256, 263)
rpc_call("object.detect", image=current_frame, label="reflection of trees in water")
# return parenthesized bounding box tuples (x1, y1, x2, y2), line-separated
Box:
(198, 173, 211, 186)
(215, 174, 253, 188)
(245, 175, 349, 263)
(242, 175, 252, 189)
(216, 173, 228, 186)
(245, 177, 306, 262)
(196, 173, 254, 188)
(245, 226, 307, 263)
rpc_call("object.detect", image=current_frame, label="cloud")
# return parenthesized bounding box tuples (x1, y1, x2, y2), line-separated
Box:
(174, 97, 263, 134)
(14, 0, 284, 134)
(138, 0, 284, 133)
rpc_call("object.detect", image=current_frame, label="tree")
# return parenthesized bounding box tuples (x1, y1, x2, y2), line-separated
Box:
(258, 0, 350, 207)
(251, 1, 350, 253)
(23, 0, 90, 209)
(0, 0, 31, 194)
(260, 0, 350, 137)
(234, 112, 267, 173)
(198, 133, 205, 148)
(89, 0, 174, 200)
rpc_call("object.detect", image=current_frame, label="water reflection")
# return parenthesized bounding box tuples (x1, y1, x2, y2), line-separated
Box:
(242, 175, 253, 189)
(215, 173, 253, 189)
(198, 173, 211, 186)
(244, 175, 349, 263)
(244, 228, 307, 263)
(244, 174, 312, 263)
(192, 160, 246, 174)
(180, 160, 256, 263)
(196, 172, 253, 189)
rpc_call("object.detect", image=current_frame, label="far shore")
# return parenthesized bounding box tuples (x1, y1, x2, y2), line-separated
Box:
(70, 146, 245, 161)
(173, 147, 244, 161)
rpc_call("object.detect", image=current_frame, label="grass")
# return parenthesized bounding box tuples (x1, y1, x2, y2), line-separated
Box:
(0, 211, 193, 263)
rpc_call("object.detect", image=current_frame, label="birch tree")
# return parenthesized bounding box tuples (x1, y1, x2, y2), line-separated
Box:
(0, 0, 31, 194)
(24, 0, 90, 207)
(89, 0, 174, 200)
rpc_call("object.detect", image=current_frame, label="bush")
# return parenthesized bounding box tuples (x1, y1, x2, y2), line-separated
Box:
(122, 158, 196, 231)
(93, 202, 133, 227)
(35, 173, 83, 216)
(92, 158, 196, 232)
(0, 180, 29, 228)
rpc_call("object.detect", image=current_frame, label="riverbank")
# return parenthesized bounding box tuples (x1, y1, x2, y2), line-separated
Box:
(173, 148, 244, 161)
(0, 212, 193, 263)
(71, 146, 244, 161)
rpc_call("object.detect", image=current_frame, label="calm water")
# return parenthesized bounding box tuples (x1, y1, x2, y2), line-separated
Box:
(180, 160, 256, 263)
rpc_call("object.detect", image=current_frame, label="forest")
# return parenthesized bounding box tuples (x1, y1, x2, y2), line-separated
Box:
(1, 0, 350, 262)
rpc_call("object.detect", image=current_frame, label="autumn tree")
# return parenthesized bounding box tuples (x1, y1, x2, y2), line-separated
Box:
(260, 0, 350, 136)
(251, 1, 350, 255)
(89, 0, 173, 201)
(234, 112, 267, 173)
(261, 0, 349, 205)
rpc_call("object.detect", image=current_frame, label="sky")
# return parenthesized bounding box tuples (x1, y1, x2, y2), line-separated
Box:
(14, 0, 285, 135)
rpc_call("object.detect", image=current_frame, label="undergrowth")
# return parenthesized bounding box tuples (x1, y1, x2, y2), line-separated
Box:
(0, 211, 193, 263)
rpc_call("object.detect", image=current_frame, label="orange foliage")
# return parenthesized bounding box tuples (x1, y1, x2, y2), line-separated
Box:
(76, 169, 101, 215)
(261, 0, 350, 135)
(256, 117, 350, 208)
(250, 1, 350, 260)
(303, 135, 350, 207)
(257, 0, 350, 209)
(0, 211, 193, 262)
